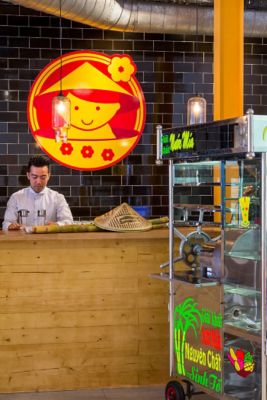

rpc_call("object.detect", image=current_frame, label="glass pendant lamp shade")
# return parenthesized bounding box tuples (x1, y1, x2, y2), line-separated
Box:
(51, 0, 71, 142)
(52, 94, 71, 142)
(187, 95, 206, 125)
(52, 94, 71, 129)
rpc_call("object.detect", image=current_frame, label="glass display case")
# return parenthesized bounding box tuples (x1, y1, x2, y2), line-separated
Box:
(156, 111, 267, 400)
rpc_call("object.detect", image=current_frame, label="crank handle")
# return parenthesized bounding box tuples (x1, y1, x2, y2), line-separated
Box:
(160, 255, 182, 269)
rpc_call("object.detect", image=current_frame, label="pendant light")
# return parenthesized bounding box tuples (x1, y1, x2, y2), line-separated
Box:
(187, 0, 206, 125)
(187, 95, 206, 125)
(52, 0, 71, 143)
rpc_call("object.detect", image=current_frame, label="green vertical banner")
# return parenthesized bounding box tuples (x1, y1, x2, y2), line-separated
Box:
(173, 285, 223, 394)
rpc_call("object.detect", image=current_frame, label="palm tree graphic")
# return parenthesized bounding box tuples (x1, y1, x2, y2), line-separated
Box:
(174, 297, 202, 376)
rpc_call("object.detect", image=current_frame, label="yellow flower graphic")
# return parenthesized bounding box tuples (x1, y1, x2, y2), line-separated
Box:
(108, 56, 135, 82)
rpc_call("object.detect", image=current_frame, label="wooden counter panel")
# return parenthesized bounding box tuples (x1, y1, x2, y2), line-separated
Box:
(0, 229, 169, 241)
(0, 232, 170, 393)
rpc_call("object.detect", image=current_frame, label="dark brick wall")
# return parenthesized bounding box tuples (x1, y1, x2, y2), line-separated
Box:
(0, 1, 266, 224)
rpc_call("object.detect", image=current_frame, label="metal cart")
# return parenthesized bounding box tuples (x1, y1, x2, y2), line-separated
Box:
(155, 110, 266, 400)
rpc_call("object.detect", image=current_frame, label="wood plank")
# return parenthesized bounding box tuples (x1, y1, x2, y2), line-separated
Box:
(0, 342, 140, 373)
(0, 325, 139, 346)
(0, 293, 168, 313)
(0, 277, 139, 297)
(139, 369, 170, 386)
(0, 309, 139, 329)
(0, 261, 165, 276)
(0, 355, 168, 392)
(0, 369, 140, 392)
(139, 308, 168, 324)
(139, 339, 168, 355)
(0, 245, 137, 265)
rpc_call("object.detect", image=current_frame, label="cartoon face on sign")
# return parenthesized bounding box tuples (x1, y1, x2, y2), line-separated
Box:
(28, 51, 146, 170)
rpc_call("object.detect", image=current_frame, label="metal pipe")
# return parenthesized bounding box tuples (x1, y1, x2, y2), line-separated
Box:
(168, 159, 175, 376)
(5, 0, 267, 37)
(156, 125, 163, 166)
(246, 108, 255, 159)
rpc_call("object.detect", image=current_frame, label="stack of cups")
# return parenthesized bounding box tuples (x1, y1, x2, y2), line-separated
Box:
(17, 209, 29, 226)
(37, 209, 46, 226)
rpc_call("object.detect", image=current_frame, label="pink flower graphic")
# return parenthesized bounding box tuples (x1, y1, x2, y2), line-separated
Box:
(102, 148, 114, 161)
(81, 146, 94, 158)
(60, 142, 73, 155)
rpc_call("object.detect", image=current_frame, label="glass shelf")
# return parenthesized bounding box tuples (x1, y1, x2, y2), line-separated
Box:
(224, 324, 261, 343)
(224, 223, 260, 229)
(173, 160, 221, 186)
(173, 204, 221, 212)
(174, 221, 221, 227)
(174, 180, 221, 186)
(152, 271, 220, 287)
(224, 226, 260, 261)
(224, 284, 261, 297)
(224, 251, 260, 261)
(224, 284, 261, 338)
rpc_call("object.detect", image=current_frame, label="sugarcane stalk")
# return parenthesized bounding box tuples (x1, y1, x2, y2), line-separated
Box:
(149, 216, 169, 225)
(31, 216, 169, 234)
(32, 223, 101, 234)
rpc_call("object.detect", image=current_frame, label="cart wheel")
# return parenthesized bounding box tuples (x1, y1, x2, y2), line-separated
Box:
(165, 380, 185, 400)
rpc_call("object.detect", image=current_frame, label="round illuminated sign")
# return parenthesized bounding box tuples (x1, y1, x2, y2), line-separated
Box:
(28, 51, 146, 170)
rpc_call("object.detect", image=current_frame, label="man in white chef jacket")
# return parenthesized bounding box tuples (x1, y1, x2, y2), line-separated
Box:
(2, 155, 73, 230)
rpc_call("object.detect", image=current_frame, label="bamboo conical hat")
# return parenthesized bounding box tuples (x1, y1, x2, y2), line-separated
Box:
(94, 203, 152, 232)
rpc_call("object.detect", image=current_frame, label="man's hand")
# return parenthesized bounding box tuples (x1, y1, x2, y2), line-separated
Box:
(8, 223, 22, 231)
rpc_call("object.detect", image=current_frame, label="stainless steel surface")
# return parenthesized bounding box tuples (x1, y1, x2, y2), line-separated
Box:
(3, 0, 267, 37)
(246, 108, 255, 160)
(156, 125, 163, 166)
(168, 160, 175, 376)
(199, 240, 221, 279)
(261, 152, 267, 400)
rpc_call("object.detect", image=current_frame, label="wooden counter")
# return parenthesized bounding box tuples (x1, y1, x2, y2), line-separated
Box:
(0, 229, 171, 393)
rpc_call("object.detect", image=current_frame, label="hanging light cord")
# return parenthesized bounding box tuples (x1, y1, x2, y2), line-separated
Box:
(59, 0, 63, 95)
(195, 0, 200, 97)
(195, 0, 199, 42)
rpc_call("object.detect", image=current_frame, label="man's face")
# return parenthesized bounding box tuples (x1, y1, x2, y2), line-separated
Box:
(26, 165, 50, 193)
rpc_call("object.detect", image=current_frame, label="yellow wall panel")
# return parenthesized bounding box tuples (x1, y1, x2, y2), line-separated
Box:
(214, 0, 244, 120)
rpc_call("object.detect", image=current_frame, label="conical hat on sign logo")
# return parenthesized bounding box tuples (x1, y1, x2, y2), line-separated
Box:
(94, 203, 152, 232)
(41, 62, 131, 96)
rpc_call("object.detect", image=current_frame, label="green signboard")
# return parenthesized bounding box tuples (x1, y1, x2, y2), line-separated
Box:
(162, 130, 195, 156)
(174, 296, 223, 394)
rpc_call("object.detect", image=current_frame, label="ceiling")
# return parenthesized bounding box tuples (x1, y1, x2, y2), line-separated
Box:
(4, 0, 267, 36)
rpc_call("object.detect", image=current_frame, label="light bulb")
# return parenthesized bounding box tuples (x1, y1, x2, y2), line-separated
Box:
(52, 94, 71, 142)
(52, 95, 71, 129)
(193, 102, 201, 114)
(187, 95, 206, 125)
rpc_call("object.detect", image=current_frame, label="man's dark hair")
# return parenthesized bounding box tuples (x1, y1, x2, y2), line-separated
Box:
(27, 155, 50, 172)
